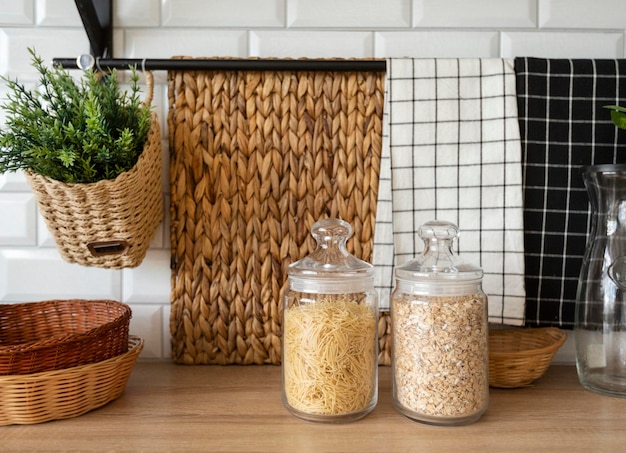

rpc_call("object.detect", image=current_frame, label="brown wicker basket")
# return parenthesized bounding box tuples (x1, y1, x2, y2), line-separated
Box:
(0, 299, 131, 375)
(489, 327, 567, 388)
(168, 58, 386, 365)
(0, 336, 142, 426)
(24, 72, 163, 269)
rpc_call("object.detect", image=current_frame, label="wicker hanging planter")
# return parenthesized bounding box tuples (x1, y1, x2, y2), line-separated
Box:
(24, 72, 163, 269)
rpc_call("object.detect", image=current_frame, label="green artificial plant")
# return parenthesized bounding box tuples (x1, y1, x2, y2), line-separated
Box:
(604, 104, 626, 130)
(0, 48, 151, 184)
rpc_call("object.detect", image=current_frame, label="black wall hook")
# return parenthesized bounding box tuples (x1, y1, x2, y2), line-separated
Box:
(74, 0, 112, 59)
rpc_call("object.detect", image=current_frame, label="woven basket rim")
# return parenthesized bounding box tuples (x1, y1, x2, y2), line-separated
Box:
(0, 299, 131, 355)
(489, 327, 567, 358)
(0, 336, 143, 382)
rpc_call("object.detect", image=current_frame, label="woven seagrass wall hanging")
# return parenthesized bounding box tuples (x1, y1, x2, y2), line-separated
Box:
(167, 58, 387, 365)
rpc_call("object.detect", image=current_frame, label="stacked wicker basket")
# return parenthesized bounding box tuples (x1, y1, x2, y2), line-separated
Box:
(0, 299, 142, 425)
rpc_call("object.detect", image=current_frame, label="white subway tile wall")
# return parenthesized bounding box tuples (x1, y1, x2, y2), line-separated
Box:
(374, 31, 499, 58)
(415, 0, 537, 28)
(538, 0, 626, 29)
(163, 0, 285, 28)
(287, 0, 410, 28)
(0, 2, 33, 26)
(250, 30, 374, 57)
(0, 193, 36, 246)
(1, 0, 624, 362)
(116, 0, 161, 28)
(501, 31, 625, 58)
(35, 0, 81, 27)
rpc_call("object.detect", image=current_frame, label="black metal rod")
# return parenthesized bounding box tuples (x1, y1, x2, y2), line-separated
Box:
(52, 57, 387, 73)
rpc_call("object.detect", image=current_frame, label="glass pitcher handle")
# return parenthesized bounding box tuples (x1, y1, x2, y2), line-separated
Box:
(608, 256, 626, 291)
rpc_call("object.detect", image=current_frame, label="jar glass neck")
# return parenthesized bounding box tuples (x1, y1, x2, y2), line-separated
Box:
(395, 278, 483, 295)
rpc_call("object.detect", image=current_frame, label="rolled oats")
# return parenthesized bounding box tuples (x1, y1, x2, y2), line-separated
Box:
(391, 292, 488, 423)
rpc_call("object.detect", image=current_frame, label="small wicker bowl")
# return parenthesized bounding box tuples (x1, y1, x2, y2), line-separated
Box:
(0, 299, 131, 375)
(488, 327, 568, 388)
(0, 336, 143, 426)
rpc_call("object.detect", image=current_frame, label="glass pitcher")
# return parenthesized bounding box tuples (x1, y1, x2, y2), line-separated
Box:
(576, 164, 626, 397)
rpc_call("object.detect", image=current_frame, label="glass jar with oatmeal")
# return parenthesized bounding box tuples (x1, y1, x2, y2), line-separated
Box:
(390, 220, 488, 425)
(282, 218, 378, 423)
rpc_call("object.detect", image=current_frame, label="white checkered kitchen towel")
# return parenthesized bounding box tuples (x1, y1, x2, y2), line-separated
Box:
(373, 58, 526, 325)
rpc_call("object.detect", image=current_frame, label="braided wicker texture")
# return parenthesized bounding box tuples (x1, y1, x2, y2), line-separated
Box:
(0, 299, 131, 375)
(168, 58, 387, 365)
(0, 336, 142, 426)
(489, 327, 567, 388)
(24, 73, 163, 269)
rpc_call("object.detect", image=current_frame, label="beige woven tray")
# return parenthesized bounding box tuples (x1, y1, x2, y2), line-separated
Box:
(168, 58, 388, 365)
(0, 336, 143, 426)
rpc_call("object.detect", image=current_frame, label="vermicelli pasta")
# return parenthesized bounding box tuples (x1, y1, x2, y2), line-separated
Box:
(283, 296, 377, 416)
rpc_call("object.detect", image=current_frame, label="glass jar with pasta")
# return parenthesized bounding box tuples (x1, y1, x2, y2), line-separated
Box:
(391, 220, 489, 426)
(282, 218, 378, 423)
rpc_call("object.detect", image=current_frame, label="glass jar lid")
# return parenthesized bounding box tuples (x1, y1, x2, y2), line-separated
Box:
(395, 220, 483, 284)
(288, 218, 374, 293)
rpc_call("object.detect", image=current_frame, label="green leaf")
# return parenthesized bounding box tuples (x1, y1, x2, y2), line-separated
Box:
(611, 110, 626, 130)
(58, 148, 77, 167)
(604, 104, 626, 113)
(604, 105, 626, 130)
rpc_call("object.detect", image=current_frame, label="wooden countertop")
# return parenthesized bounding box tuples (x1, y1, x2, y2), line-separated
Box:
(3, 363, 626, 452)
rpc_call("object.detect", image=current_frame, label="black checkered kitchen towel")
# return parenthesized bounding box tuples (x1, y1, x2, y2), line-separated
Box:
(515, 57, 626, 327)
(373, 58, 526, 325)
